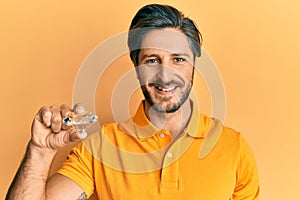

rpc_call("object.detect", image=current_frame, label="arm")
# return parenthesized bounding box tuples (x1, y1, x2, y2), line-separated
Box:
(46, 174, 86, 200)
(6, 104, 86, 200)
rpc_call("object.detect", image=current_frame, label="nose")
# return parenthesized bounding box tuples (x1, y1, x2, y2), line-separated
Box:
(157, 62, 172, 83)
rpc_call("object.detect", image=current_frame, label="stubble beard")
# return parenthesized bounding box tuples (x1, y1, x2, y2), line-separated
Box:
(141, 82, 192, 113)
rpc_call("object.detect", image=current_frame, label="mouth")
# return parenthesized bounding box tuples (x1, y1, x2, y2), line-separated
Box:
(154, 85, 177, 94)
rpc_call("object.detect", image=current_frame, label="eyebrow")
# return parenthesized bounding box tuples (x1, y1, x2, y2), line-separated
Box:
(171, 53, 191, 58)
(139, 53, 191, 62)
(139, 54, 159, 62)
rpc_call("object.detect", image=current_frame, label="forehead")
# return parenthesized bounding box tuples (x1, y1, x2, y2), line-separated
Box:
(140, 28, 193, 55)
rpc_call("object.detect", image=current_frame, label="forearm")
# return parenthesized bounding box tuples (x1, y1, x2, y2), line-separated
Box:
(6, 142, 57, 200)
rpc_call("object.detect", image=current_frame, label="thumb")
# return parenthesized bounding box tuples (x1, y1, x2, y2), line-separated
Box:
(64, 128, 81, 143)
(48, 129, 80, 149)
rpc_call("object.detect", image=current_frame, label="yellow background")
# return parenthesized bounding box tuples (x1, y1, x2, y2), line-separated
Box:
(1, 0, 299, 199)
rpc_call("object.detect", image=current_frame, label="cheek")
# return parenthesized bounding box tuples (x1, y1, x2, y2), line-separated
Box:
(181, 67, 194, 81)
(136, 70, 151, 86)
(136, 67, 159, 82)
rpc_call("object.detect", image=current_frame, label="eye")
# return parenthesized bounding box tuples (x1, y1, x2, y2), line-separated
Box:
(145, 58, 159, 66)
(174, 57, 185, 63)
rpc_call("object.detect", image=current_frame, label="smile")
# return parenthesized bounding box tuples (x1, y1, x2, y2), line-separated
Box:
(155, 85, 177, 92)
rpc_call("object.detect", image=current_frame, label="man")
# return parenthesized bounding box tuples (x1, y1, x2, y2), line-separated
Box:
(6, 4, 260, 200)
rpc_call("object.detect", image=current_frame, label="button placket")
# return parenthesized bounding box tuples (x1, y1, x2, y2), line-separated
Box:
(167, 152, 173, 158)
(160, 154, 179, 191)
(160, 136, 185, 191)
(156, 130, 172, 148)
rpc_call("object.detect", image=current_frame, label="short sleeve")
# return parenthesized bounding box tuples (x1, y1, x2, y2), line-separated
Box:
(232, 135, 260, 199)
(57, 142, 95, 198)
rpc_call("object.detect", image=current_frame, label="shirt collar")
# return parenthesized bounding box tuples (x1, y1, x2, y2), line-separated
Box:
(118, 100, 210, 140)
(185, 103, 210, 138)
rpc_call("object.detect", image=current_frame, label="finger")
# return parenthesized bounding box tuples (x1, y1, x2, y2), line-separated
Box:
(73, 103, 87, 115)
(50, 105, 62, 133)
(36, 106, 52, 127)
(60, 104, 72, 116)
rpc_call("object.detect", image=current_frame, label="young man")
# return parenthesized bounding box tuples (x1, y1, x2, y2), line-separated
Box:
(6, 4, 260, 200)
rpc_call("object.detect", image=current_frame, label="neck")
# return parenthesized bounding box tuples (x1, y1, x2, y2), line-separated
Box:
(144, 99, 192, 138)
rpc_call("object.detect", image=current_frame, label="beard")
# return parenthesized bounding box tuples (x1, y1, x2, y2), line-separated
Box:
(140, 81, 192, 113)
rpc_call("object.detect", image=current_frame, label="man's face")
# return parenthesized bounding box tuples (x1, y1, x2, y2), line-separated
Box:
(136, 28, 195, 113)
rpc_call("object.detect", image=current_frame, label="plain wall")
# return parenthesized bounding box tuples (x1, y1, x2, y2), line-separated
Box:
(1, 0, 300, 199)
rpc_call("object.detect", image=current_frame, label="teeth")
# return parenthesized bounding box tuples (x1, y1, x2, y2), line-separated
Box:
(157, 86, 176, 92)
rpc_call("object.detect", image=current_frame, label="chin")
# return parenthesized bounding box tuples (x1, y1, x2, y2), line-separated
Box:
(152, 103, 179, 113)
(141, 85, 190, 113)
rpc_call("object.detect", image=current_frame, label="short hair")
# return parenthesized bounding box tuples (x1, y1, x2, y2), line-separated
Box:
(128, 4, 203, 66)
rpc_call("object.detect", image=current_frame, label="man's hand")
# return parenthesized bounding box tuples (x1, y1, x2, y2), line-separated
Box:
(6, 103, 87, 200)
(30, 104, 85, 150)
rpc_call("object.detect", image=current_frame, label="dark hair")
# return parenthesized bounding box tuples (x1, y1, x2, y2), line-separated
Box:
(128, 4, 203, 66)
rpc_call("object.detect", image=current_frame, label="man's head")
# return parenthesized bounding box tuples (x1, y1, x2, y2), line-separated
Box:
(128, 4, 202, 66)
(127, 4, 203, 113)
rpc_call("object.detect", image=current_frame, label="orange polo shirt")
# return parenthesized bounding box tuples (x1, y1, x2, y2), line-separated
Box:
(58, 101, 260, 199)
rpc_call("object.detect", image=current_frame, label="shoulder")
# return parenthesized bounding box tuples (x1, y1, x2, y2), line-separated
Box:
(202, 115, 253, 155)
(204, 115, 245, 144)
